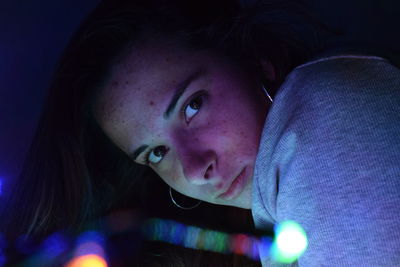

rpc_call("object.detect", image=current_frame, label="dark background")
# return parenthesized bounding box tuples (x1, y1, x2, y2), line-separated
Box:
(0, 0, 101, 195)
(0, 0, 399, 209)
(0, 0, 398, 266)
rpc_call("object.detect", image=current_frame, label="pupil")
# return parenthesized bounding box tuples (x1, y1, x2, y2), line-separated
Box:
(190, 98, 201, 109)
(154, 146, 165, 157)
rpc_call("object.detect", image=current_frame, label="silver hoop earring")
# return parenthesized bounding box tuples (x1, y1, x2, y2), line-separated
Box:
(169, 187, 202, 210)
(262, 84, 273, 103)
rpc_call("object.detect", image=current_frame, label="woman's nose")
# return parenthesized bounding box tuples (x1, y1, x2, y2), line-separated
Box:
(179, 148, 217, 185)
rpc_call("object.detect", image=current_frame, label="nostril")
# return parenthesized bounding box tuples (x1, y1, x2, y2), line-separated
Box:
(204, 164, 213, 179)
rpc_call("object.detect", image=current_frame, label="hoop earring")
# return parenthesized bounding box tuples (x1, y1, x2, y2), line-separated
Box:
(262, 84, 273, 103)
(169, 187, 202, 210)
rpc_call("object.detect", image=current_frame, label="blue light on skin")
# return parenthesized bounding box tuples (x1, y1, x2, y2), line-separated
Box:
(271, 220, 308, 263)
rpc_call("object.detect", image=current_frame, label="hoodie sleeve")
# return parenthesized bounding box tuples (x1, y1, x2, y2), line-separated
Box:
(252, 55, 400, 266)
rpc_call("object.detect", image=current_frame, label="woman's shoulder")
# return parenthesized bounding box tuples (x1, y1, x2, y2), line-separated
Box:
(276, 50, 399, 104)
(295, 54, 389, 71)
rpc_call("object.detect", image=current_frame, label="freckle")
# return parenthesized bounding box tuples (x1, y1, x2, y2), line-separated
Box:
(165, 58, 170, 62)
(112, 81, 119, 87)
(125, 81, 130, 85)
(149, 101, 154, 106)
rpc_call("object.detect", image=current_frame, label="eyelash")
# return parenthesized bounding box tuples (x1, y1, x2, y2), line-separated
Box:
(144, 147, 167, 166)
(143, 92, 205, 166)
(180, 91, 205, 123)
(143, 150, 152, 166)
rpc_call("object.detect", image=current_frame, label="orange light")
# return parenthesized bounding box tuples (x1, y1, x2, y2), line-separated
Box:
(65, 254, 107, 267)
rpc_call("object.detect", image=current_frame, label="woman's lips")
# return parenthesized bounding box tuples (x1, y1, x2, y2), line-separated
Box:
(218, 167, 247, 200)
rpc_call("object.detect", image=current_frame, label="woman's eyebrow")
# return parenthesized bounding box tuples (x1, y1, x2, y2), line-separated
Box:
(163, 68, 205, 119)
(130, 68, 205, 161)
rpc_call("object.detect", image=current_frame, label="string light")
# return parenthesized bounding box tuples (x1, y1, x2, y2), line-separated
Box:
(3, 208, 307, 265)
(142, 218, 307, 263)
(271, 220, 308, 263)
(143, 218, 261, 261)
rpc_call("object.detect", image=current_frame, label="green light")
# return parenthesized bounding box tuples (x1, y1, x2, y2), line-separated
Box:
(271, 220, 308, 263)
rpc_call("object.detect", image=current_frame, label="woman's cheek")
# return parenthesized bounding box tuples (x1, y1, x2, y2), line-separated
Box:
(158, 157, 180, 183)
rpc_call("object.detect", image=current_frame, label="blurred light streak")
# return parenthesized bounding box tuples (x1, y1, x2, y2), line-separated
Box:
(142, 218, 261, 260)
(74, 231, 106, 258)
(142, 218, 308, 263)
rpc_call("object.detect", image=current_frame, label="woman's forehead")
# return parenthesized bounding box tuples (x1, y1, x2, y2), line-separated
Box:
(94, 42, 206, 150)
(100, 52, 197, 119)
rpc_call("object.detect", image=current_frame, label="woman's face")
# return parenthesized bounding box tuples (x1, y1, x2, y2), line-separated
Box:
(93, 39, 271, 209)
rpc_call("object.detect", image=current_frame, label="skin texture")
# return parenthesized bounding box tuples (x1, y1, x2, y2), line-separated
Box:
(93, 38, 271, 209)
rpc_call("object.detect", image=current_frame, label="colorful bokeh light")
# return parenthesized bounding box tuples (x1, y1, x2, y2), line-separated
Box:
(142, 218, 262, 260)
(271, 220, 308, 263)
(39, 232, 69, 260)
(74, 231, 106, 258)
(64, 254, 107, 267)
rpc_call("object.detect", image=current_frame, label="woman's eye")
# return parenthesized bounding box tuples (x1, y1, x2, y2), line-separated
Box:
(145, 146, 167, 165)
(183, 95, 203, 122)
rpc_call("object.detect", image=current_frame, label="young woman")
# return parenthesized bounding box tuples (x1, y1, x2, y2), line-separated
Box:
(2, 0, 399, 266)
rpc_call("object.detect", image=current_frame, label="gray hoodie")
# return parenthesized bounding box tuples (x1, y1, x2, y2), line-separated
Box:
(252, 55, 400, 266)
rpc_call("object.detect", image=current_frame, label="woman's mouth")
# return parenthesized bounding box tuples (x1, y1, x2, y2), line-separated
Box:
(218, 167, 248, 200)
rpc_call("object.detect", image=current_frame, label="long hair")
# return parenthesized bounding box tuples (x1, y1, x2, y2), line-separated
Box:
(0, 0, 331, 243)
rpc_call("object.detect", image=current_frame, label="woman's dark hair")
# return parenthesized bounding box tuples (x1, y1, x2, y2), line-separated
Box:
(1, 0, 330, 243)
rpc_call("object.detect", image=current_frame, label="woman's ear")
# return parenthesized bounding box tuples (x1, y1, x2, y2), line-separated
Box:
(260, 59, 276, 82)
